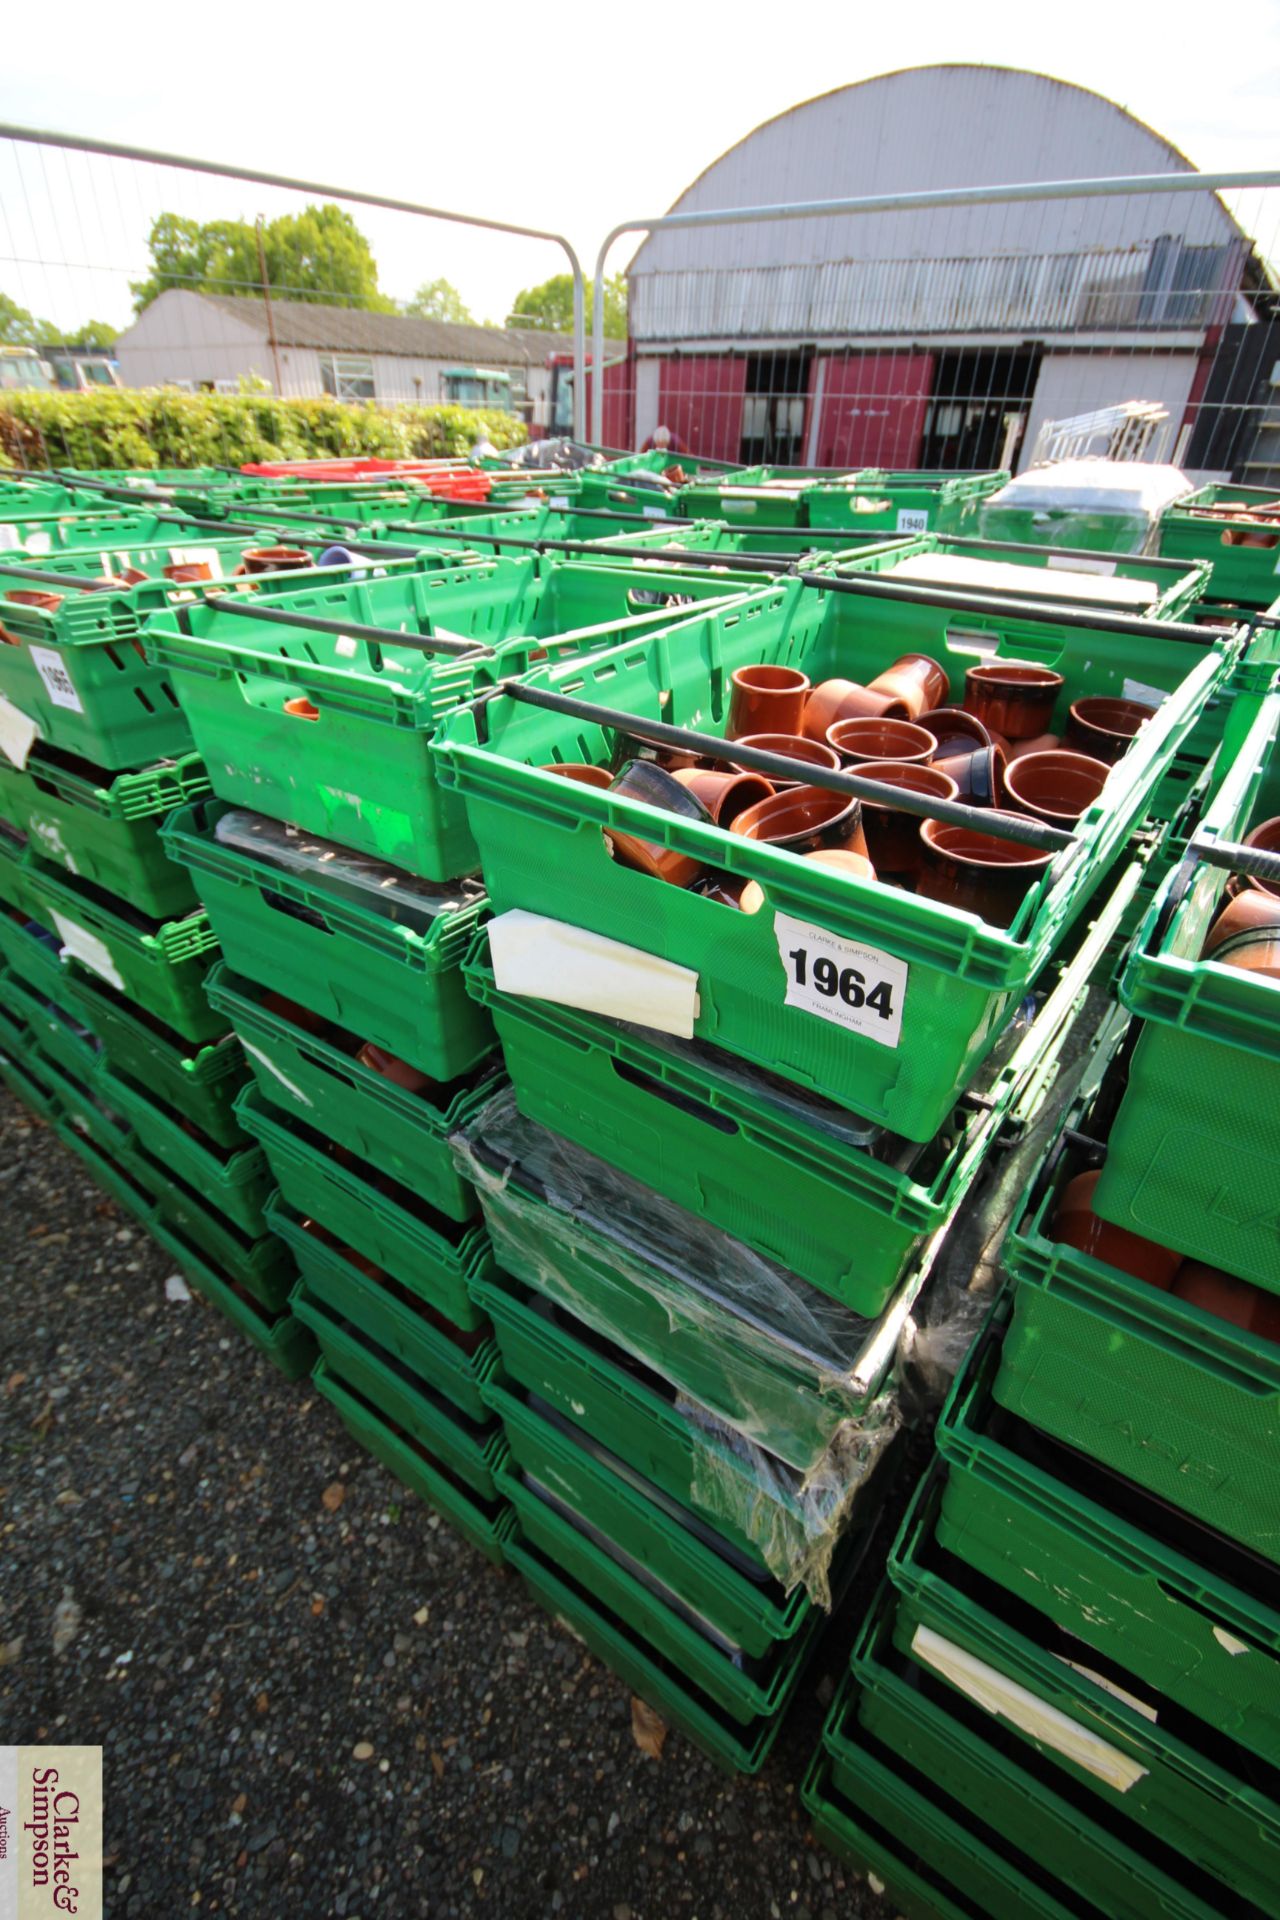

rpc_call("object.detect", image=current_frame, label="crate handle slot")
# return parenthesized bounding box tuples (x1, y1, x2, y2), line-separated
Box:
(208, 596, 495, 660)
(608, 1056, 739, 1135)
(283, 696, 320, 722)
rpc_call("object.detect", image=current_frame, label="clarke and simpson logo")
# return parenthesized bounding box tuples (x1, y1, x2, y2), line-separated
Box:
(0, 1747, 101, 1920)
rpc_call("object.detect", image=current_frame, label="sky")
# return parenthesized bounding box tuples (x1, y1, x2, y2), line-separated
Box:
(3, 0, 1279, 333)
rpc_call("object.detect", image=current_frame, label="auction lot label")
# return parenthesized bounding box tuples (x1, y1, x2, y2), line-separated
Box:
(0, 1747, 102, 1920)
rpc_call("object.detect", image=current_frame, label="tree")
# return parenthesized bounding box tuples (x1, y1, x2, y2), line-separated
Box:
(402, 278, 474, 323)
(62, 319, 119, 350)
(0, 293, 56, 347)
(509, 273, 627, 338)
(130, 205, 395, 313)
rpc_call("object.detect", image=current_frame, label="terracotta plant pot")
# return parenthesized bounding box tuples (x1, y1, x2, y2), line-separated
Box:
(730, 784, 868, 860)
(240, 546, 313, 575)
(540, 762, 612, 789)
(355, 1041, 432, 1094)
(916, 706, 994, 757)
(850, 761, 960, 877)
(1202, 886, 1280, 958)
(1051, 1170, 1181, 1288)
(84, 575, 139, 594)
(1065, 695, 1158, 765)
(283, 696, 320, 721)
(827, 716, 937, 767)
(933, 743, 1008, 808)
(1171, 1261, 1280, 1342)
(866, 652, 949, 721)
(1207, 926, 1280, 979)
(727, 663, 810, 739)
(671, 765, 774, 826)
(164, 560, 214, 584)
(963, 660, 1064, 740)
(1002, 749, 1110, 827)
(917, 818, 1052, 927)
(606, 758, 712, 888)
(1005, 731, 1062, 762)
(1240, 816, 1280, 901)
(730, 733, 840, 788)
(801, 677, 910, 741)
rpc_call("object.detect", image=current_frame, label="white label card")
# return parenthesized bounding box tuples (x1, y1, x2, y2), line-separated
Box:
(773, 912, 906, 1047)
(547, 494, 570, 510)
(0, 524, 19, 551)
(29, 644, 84, 712)
(0, 692, 38, 769)
(642, 505, 670, 520)
(51, 912, 124, 990)
(896, 507, 930, 533)
(24, 530, 51, 554)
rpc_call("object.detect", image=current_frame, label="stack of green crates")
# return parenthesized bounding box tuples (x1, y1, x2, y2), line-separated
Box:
(1156, 484, 1280, 612)
(803, 689, 1280, 1913)
(0, 504, 354, 1372)
(803, 469, 1009, 537)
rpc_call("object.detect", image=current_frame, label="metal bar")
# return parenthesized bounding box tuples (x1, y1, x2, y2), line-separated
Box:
(532, 539, 797, 573)
(208, 596, 494, 658)
(796, 569, 1235, 645)
(0, 119, 587, 453)
(935, 534, 1195, 575)
(1192, 837, 1280, 885)
(591, 165, 1280, 442)
(496, 679, 1075, 849)
(0, 562, 118, 591)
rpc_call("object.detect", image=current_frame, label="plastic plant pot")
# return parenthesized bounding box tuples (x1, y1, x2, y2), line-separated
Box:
(963, 661, 1064, 740)
(738, 847, 876, 914)
(1065, 695, 1158, 765)
(932, 743, 1008, 808)
(730, 734, 840, 789)
(1208, 926, 1280, 979)
(916, 818, 1052, 928)
(729, 784, 868, 860)
(1171, 1262, 1280, 1340)
(866, 653, 950, 721)
(1241, 817, 1280, 901)
(239, 546, 313, 575)
(541, 762, 612, 789)
(606, 758, 713, 888)
(849, 761, 960, 877)
(1201, 886, 1280, 957)
(726, 664, 810, 739)
(1050, 1169, 1181, 1289)
(826, 717, 937, 767)
(801, 678, 910, 741)
(1002, 749, 1110, 826)
(1005, 732, 1062, 761)
(915, 707, 994, 757)
(670, 767, 775, 827)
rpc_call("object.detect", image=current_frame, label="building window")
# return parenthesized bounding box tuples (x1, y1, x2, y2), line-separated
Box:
(319, 354, 376, 402)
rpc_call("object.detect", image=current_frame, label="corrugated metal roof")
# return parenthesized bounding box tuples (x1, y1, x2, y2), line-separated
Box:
(197, 294, 576, 364)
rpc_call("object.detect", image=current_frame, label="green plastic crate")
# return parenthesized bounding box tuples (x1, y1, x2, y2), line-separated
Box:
(96, 1062, 272, 1236)
(270, 1197, 496, 1422)
(0, 830, 33, 918)
(464, 926, 1067, 1315)
(835, 1595, 1247, 1920)
(22, 855, 222, 1043)
(290, 1288, 503, 1500)
(473, 1268, 834, 1581)
(34, 1048, 131, 1157)
(123, 1136, 295, 1311)
(205, 965, 491, 1218)
(676, 470, 818, 528)
(144, 555, 758, 880)
(938, 1311, 1280, 1769)
(487, 1380, 811, 1662)
(3, 968, 100, 1084)
(151, 1215, 313, 1378)
(1097, 691, 1280, 1290)
(1158, 485, 1280, 609)
(889, 1491, 1280, 1910)
(437, 572, 1234, 1138)
(161, 802, 490, 1083)
(311, 1359, 512, 1565)
(238, 1086, 490, 1331)
(61, 970, 245, 1147)
(465, 1112, 884, 1474)
(505, 1534, 786, 1775)
(842, 532, 1210, 621)
(0, 538, 429, 769)
(0, 747, 207, 917)
(804, 470, 1009, 537)
(52, 1115, 159, 1222)
(0, 1044, 61, 1122)
(0, 903, 69, 1001)
(498, 1457, 823, 1725)
(1000, 1067, 1280, 1562)
(0, 971, 29, 1055)
(802, 1751, 972, 1920)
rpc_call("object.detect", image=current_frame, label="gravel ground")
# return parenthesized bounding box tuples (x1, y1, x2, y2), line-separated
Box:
(0, 1089, 898, 1920)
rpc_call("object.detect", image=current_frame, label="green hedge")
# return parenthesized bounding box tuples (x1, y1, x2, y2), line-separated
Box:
(0, 389, 527, 472)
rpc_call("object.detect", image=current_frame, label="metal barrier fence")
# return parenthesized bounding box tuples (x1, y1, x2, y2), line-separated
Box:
(1, 117, 1279, 485)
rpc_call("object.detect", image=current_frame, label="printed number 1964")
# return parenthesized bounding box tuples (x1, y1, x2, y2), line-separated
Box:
(787, 945, 895, 1020)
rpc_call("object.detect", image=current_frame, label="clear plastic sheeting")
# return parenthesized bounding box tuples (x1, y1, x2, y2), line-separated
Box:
(679, 1392, 901, 1611)
(213, 810, 484, 928)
